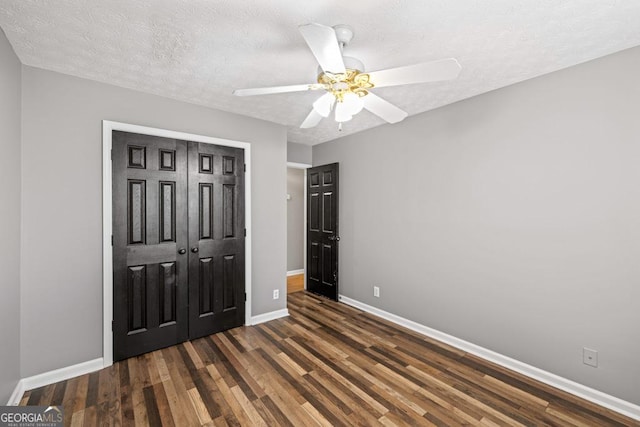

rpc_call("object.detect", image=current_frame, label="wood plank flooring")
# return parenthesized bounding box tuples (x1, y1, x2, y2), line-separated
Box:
(22, 291, 639, 426)
(287, 273, 304, 294)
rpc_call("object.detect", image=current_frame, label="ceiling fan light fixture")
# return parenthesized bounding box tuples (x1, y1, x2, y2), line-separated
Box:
(312, 93, 335, 117)
(342, 92, 364, 115)
(334, 101, 353, 123)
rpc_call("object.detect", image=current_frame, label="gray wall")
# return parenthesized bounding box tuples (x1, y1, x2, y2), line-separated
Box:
(20, 66, 287, 378)
(287, 168, 304, 271)
(0, 29, 21, 403)
(314, 46, 640, 405)
(287, 141, 312, 165)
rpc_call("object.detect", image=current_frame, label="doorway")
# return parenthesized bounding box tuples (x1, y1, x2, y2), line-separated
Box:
(102, 121, 252, 367)
(286, 163, 310, 294)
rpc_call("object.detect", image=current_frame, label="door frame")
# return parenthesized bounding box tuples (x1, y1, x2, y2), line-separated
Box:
(102, 120, 252, 368)
(287, 162, 311, 289)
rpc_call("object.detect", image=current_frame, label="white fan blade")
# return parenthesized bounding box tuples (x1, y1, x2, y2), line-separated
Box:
(233, 83, 324, 97)
(363, 93, 408, 124)
(300, 109, 324, 128)
(299, 23, 346, 74)
(368, 58, 461, 88)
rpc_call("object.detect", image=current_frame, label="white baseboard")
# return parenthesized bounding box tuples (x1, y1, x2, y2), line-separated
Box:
(7, 380, 25, 406)
(338, 295, 640, 422)
(250, 308, 289, 325)
(287, 269, 304, 277)
(6, 358, 104, 406)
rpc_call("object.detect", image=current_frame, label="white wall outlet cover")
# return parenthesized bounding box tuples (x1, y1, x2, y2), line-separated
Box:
(583, 347, 598, 368)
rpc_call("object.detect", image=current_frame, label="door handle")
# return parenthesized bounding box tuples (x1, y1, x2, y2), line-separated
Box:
(191, 247, 199, 253)
(328, 235, 341, 241)
(178, 248, 186, 255)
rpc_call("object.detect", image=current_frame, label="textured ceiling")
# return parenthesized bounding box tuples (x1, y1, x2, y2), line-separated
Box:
(1, 1, 639, 145)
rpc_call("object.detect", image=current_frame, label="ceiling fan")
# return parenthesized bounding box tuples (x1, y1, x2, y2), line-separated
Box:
(233, 23, 461, 131)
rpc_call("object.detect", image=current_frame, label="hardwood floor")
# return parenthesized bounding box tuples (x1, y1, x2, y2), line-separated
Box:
(22, 292, 638, 426)
(287, 273, 304, 294)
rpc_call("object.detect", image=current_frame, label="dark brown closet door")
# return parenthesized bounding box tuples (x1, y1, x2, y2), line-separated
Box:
(113, 132, 246, 361)
(112, 131, 189, 361)
(187, 141, 245, 339)
(307, 163, 339, 301)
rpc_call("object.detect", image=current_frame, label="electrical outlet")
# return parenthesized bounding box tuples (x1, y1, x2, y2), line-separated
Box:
(583, 347, 598, 367)
(273, 289, 280, 300)
(373, 286, 380, 297)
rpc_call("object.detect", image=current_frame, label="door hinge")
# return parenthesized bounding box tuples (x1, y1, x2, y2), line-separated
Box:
(244, 292, 247, 302)
(111, 320, 114, 331)
(244, 163, 246, 172)
(110, 149, 113, 160)
(111, 235, 114, 246)
(244, 228, 246, 237)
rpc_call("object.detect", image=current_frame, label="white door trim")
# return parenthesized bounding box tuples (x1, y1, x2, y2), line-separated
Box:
(287, 162, 311, 290)
(102, 120, 253, 368)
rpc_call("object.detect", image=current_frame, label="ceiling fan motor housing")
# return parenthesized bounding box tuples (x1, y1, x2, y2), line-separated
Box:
(317, 56, 365, 77)
(333, 24, 354, 46)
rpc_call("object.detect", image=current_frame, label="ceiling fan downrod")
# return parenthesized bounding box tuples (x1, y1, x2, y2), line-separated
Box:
(333, 24, 354, 52)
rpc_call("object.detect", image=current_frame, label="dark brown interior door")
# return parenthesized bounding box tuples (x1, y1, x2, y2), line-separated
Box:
(307, 163, 339, 300)
(112, 131, 245, 361)
(112, 131, 189, 361)
(187, 141, 245, 339)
